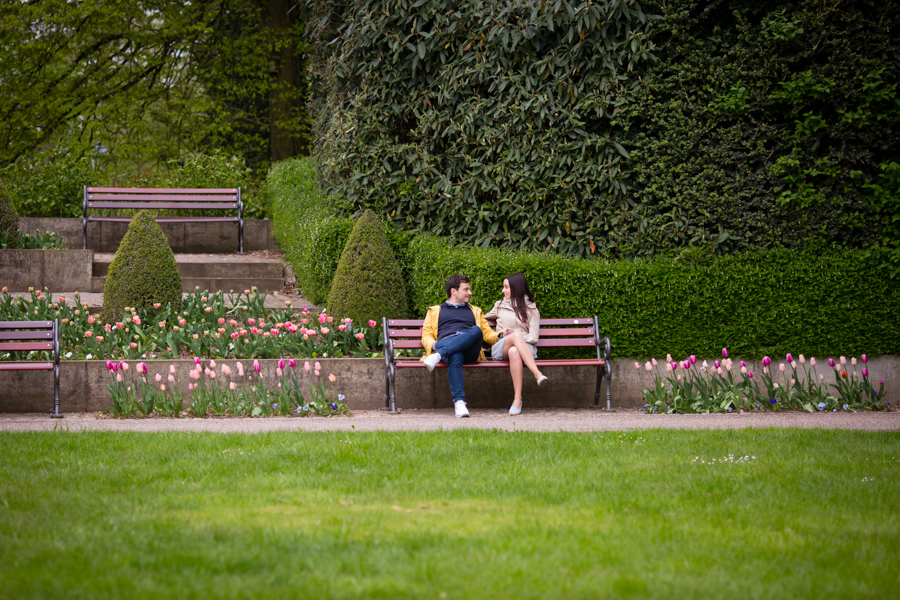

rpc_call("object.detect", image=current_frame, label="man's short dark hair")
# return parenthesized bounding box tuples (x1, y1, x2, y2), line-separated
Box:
(446, 275, 470, 298)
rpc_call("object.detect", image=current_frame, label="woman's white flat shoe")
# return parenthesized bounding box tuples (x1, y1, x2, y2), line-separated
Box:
(537, 375, 549, 386)
(509, 403, 522, 415)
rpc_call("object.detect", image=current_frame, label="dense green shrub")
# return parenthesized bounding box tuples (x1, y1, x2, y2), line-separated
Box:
(308, 0, 654, 257)
(269, 157, 417, 306)
(0, 152, 97, 218)
(327, 210, 408, 323)
(101, 211, 182, 322)
(407, 235, 900, 359)
(619, 0, 900, 260)
(0, 179, 18, 242)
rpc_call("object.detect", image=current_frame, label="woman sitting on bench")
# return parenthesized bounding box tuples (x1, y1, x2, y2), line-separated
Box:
(485, 273, 548, 415)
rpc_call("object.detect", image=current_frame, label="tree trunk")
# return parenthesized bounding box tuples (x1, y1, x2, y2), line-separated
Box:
(268, 0, 307, 160)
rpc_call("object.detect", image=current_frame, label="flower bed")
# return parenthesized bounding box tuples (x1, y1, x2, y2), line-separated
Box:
(636, 347, 888, 414)
(0, 287, 381, 361)
(105, 357, 349, 418)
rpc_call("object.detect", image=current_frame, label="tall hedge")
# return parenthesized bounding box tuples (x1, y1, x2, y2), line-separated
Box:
(101, 211, 182, 322)
(619, 0, 900, 261)
(307, 0, 654, 256)
(407, 235, 900, 359)
(327, 209, 408, 322)
(0, 180, 18, 243)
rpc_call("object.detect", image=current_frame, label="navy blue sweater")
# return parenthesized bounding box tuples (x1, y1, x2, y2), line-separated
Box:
(437, 303, 476, 340)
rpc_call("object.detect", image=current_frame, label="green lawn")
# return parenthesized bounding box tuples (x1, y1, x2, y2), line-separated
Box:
(1, 429, 898, 599)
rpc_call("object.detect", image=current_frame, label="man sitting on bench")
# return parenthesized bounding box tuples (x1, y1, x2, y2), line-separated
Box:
(421, 275, 500, 418)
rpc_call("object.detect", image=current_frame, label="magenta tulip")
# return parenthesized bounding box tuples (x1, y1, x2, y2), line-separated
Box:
(289, 358, 296, 368)
(828, 358, 836, 367)
(278, 358, 285, 370)
(671, 362, 678, 371)
(762, 356, 771, 367)
(690, 355, 697, 365)
(862, 368, 869, 377)
(722, 348, 728, 358)
(747, 370, 754, 378)
(861, 354, 868, 363)
(740, 360, 746, 368)
(786, 352, 793, 363)
(714, 359, 721, 369)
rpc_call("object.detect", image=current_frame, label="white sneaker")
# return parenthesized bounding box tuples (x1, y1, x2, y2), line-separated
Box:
(454, 401, 470, 418)
(423, 352, 442, 372)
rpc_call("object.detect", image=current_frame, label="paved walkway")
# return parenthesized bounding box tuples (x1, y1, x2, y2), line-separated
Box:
(2, 410, 898, 433)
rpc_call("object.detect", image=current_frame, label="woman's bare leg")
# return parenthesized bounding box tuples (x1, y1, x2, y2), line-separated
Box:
(507, 332, 543, 381)
(505, 345, 523, 406)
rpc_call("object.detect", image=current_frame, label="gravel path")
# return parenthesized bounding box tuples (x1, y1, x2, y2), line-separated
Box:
(2, 410, 899, 433)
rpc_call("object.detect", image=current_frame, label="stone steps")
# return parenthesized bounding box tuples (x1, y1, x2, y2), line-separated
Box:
(91, 253, 285, 293)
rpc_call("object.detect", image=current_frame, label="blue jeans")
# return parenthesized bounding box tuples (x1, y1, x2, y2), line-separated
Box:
(433, 325, 484, 403)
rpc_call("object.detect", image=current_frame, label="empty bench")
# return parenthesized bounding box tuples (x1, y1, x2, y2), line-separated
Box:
(382, 316, 612, 413)
(0, 320, 62, 418)
(83, 187, 244, 253)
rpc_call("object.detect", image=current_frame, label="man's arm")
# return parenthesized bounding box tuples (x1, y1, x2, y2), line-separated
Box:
(421, 306, 439, 355)
(475, 307, 501, 346)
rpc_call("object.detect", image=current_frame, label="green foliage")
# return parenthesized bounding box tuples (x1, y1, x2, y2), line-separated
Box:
(620, 0, 900, 256)
(0, 152, 96, 218)
(158, 152, 267, 219)
(308, 0, 654, 257)
(0, 230, 66, 250)
(862, 162, 900, 277)
(407, 235, 900, 359)
(327, 210, 409, 322)
(0, 0, 309, 178)
(0, 179, 18, 242)
(101, 211, 183, 323)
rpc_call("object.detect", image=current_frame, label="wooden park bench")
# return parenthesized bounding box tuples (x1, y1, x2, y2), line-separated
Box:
(382, 316, 612, 414)
(0, 320, 62, 418)
(83, 187, 244, 253)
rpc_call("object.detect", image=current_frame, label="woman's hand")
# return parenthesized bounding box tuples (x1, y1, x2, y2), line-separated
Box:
(504, 328, 514, 337)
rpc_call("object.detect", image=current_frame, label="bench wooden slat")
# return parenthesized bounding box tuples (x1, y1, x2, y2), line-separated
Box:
(0, 321, 53, 329)
(87, 187, 237, 193)
(0, 362, 54, 371)
(87, 202, 238, 210)
(0, 331, 53, 341)
(87, 194, 237, 201)
(395, 358, 605, 368)
(388, 326, 595, 339)
(0, 341, 54, 352)
(88, 216, 240, 223)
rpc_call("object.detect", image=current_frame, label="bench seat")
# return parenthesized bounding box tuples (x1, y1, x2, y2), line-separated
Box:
(0, 320, 62, 417)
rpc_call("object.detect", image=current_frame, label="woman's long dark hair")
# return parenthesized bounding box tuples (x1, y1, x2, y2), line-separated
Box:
(505, 273, 535, 325)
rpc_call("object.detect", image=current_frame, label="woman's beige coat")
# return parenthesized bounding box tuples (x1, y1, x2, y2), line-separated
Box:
(484, 299, 540, 344)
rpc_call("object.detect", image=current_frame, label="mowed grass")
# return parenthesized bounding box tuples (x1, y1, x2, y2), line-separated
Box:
(0, 429, 898, 599)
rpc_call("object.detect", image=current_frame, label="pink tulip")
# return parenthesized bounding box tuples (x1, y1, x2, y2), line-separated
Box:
(209, 359, 216, 369)
(155, 373, 162, 382)
(722, 348, 728, 358)
(840, 356, 847, 365)
(194, 357, 201, 365)
(167, 374, 174, 383)
(209, 371, 216, 379)
(229, 382, 236, 390)
(861, 354, 868, 363)
(318, 314, 327, 324)
(799, 355, 806, 364)
(338, 325, 346, 332)
(851, 357, 857, 366)
(369, 320, 377, 328)
(329, 373, 336, 382)
(314, 370, 320, 377)
(253, 360, 261, 373)
(130, 342, 138, 349)
(84, 331, 92, 338)
(747, 370, 753, 379)
(279, 358, 285, 370)
(276, 367, 283, 377)
(681, 361, 690, 370)
(779, 363, 785, 372)
(314, 362, 321, 370)
(666, 354, 673, 362)
(120, 361, 128, 371)
(289, 359, 296, 368)
(218, 317, 225, 325)
(786, 352, 793, 363)
(644, 362, 652, 371)
(222, 365, 232, 376)
(689, 355, 696, 365)
(321, 327, 329, 335)
(651, 358, 658, 366)
(304, 361, 311, 371)
(862, 368, 869, 377)
(879, 379, 884, 385)
(810, 357, 816, 366)
(666, 363, 673, 372)
(248, 318, 256, 325)
(105, 360, 113, 371)
(717, 367, 724, 375)
(671, 362, 678, 371)
(237, 362, 244, 376)
(828, 358, 835, 367)
(137, 362, 147, 374)
(739, 360, 745, 368)
(740, 366, 747, 374)
(356, 332, 365, 340)
(634, 362, 640, 370)
(714, 359, 720, 369)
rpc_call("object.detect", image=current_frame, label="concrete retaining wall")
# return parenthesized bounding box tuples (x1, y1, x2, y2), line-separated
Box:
(19, 218, 278, 253)
(0, 249, 93, 292)
(0, 356, 895, 414)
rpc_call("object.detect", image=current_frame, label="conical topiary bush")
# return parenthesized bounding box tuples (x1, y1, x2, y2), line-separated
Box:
(0, 180, 19, 245)
(327, 209, 408, 323)
(101, 211, 182, 322)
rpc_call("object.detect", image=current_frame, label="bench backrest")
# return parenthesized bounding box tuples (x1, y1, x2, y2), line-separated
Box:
(85, 187, 240, 211)
(385, 316, 601, 353)
(0, 321, 57, 353)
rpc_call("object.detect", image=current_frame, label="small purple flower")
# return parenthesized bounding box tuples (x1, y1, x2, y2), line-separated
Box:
(272, 403, 278, 410)
(329, 403, 338, 411)
(817, 402, 825, 411)
(770, 398, 777, 405)
(843, 404, 849, 411)
(726, 406, 733, 413)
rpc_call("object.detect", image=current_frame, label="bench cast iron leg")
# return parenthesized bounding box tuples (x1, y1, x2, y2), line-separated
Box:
(50, 363, 63, 418)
